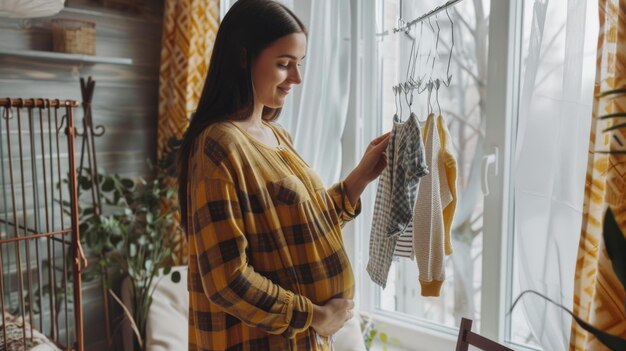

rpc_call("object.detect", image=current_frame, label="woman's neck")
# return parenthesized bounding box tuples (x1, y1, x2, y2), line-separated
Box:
(241, 102, 265, 126)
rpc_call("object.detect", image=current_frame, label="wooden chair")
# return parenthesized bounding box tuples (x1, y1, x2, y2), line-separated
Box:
(455, 318, 514, 351)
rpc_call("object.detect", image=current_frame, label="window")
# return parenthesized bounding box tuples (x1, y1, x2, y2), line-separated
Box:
(375, 0, 488, 332)
(508, 0, 597, 349)
(354, 0, 598, 350)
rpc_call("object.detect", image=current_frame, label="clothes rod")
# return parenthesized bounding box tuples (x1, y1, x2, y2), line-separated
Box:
(393, 0, 464, 33)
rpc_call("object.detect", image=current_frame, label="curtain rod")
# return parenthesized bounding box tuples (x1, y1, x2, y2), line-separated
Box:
(393, 0, 464, 34)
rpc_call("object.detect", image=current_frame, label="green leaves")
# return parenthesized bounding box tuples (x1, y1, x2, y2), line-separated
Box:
(121, 178, 135, 189)
(603, 208, 626, 296)
(170, 270, 181, 283)
(58, 143, 184, 345)
(102, 177, 115, 192)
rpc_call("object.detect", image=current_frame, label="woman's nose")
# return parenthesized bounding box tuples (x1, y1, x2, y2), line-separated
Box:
(289, 66, 302, 84)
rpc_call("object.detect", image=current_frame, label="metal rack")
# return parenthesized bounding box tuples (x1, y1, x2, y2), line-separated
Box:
(0, 98, 84, 351)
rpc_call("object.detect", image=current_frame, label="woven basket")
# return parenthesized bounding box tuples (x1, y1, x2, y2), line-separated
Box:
(51, 19, 96, 55)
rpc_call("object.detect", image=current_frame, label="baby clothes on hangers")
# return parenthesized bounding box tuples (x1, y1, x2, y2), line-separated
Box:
(394, 114, 457, 259)
(367, 123, 398, 288)
(367, 113, 429, 287)
(388, 113, 428, 259)
(386, 113, 429, 238)
(410, 114, 457, 297)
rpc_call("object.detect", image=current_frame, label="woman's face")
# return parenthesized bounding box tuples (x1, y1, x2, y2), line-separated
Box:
(251, 32, 307, 108)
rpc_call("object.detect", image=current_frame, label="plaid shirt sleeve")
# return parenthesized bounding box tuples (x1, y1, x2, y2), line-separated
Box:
(327, 181, 362, 227)
(190, 159, 314, 337)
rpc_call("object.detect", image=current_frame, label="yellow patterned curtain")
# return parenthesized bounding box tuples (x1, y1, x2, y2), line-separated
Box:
(158, 0, 219, 264)
(570, 0, 626, 349)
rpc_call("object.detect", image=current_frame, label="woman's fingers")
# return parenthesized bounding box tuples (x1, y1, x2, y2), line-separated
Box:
(371, 132, 391, 145)
(373, 134, 391, 152)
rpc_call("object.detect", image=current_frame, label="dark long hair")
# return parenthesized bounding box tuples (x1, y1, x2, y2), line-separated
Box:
(177, 0, 307, 231)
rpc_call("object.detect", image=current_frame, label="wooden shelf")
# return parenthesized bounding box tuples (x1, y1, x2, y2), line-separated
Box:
(61, 6, 163, 24)
(0, 49, 133, 65)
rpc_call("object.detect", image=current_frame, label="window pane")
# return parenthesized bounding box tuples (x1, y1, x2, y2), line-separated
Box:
(509, 0, 598, 348)
(375, 0, 490, 331)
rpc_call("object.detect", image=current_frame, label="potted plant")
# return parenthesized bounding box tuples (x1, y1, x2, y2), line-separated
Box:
(66, 137, 183, 350)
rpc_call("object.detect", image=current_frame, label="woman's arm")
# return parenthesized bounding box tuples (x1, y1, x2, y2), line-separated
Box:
(344, 132, 391, 205)
(343, 169, 370, 207)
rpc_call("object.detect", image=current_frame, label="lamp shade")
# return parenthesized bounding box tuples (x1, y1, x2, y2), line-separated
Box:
(0, 0, 65, 18)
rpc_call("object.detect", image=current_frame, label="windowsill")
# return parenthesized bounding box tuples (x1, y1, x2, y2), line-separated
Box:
(368, 311, 458, 351)
(369, 339, 411, 351)
(367, 311, 540, 351)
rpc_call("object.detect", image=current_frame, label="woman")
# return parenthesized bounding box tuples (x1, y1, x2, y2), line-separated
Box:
(177, 1, 390, 349)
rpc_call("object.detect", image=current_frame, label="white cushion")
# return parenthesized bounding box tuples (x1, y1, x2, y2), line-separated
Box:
(145, 266, 188, 351)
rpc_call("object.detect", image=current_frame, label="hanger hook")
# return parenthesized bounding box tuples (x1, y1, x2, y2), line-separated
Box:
(410, 22, 423, 89)
(418, 31, 432, 93)
(422, 17, 436, 91)
(393, 86, 399, 117)
(405, 29, 416, 86)
(404, 83, 412, 117)
(443, 7, 454, 87)
(427, 15, 441, 84)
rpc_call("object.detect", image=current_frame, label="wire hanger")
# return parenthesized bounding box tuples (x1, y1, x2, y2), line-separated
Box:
(435, 79, 442, 116)
(403, 29, 417, 119)
(407, 22, 423, 107)
(391, 0, 462, 122)
(427, 16, 441, 86)
(442, 7, 455, 87)
(417, 25, 432, 95)
(393, 86, 400, 118)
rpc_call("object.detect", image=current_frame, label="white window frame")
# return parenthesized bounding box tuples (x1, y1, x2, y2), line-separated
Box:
(346, 0, 531, 349)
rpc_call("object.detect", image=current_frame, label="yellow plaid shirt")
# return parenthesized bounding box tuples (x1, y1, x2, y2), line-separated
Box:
(187, 121, 361, 350)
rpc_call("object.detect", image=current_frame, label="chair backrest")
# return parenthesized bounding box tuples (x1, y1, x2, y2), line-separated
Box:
(455, 318, 514, 351)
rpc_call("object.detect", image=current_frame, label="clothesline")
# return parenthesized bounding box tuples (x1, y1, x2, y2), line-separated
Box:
(393, 0, 465, 34)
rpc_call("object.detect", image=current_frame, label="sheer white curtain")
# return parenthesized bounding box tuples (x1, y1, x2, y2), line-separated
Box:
(220, 0, 351, 185)
(513, 0, 597, 349)
(280, 0, 351, 186)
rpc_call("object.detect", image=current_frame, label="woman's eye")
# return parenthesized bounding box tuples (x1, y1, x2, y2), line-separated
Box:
(277, 62, 303, 70)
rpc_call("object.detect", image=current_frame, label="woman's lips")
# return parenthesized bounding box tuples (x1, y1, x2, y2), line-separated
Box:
(278, 87, 291, 94)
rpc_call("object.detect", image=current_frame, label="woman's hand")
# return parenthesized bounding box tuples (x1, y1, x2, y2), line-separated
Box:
(357, 132, 391, 183)
(344, 132, 391, 205)
(311, 298, 355, 336)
